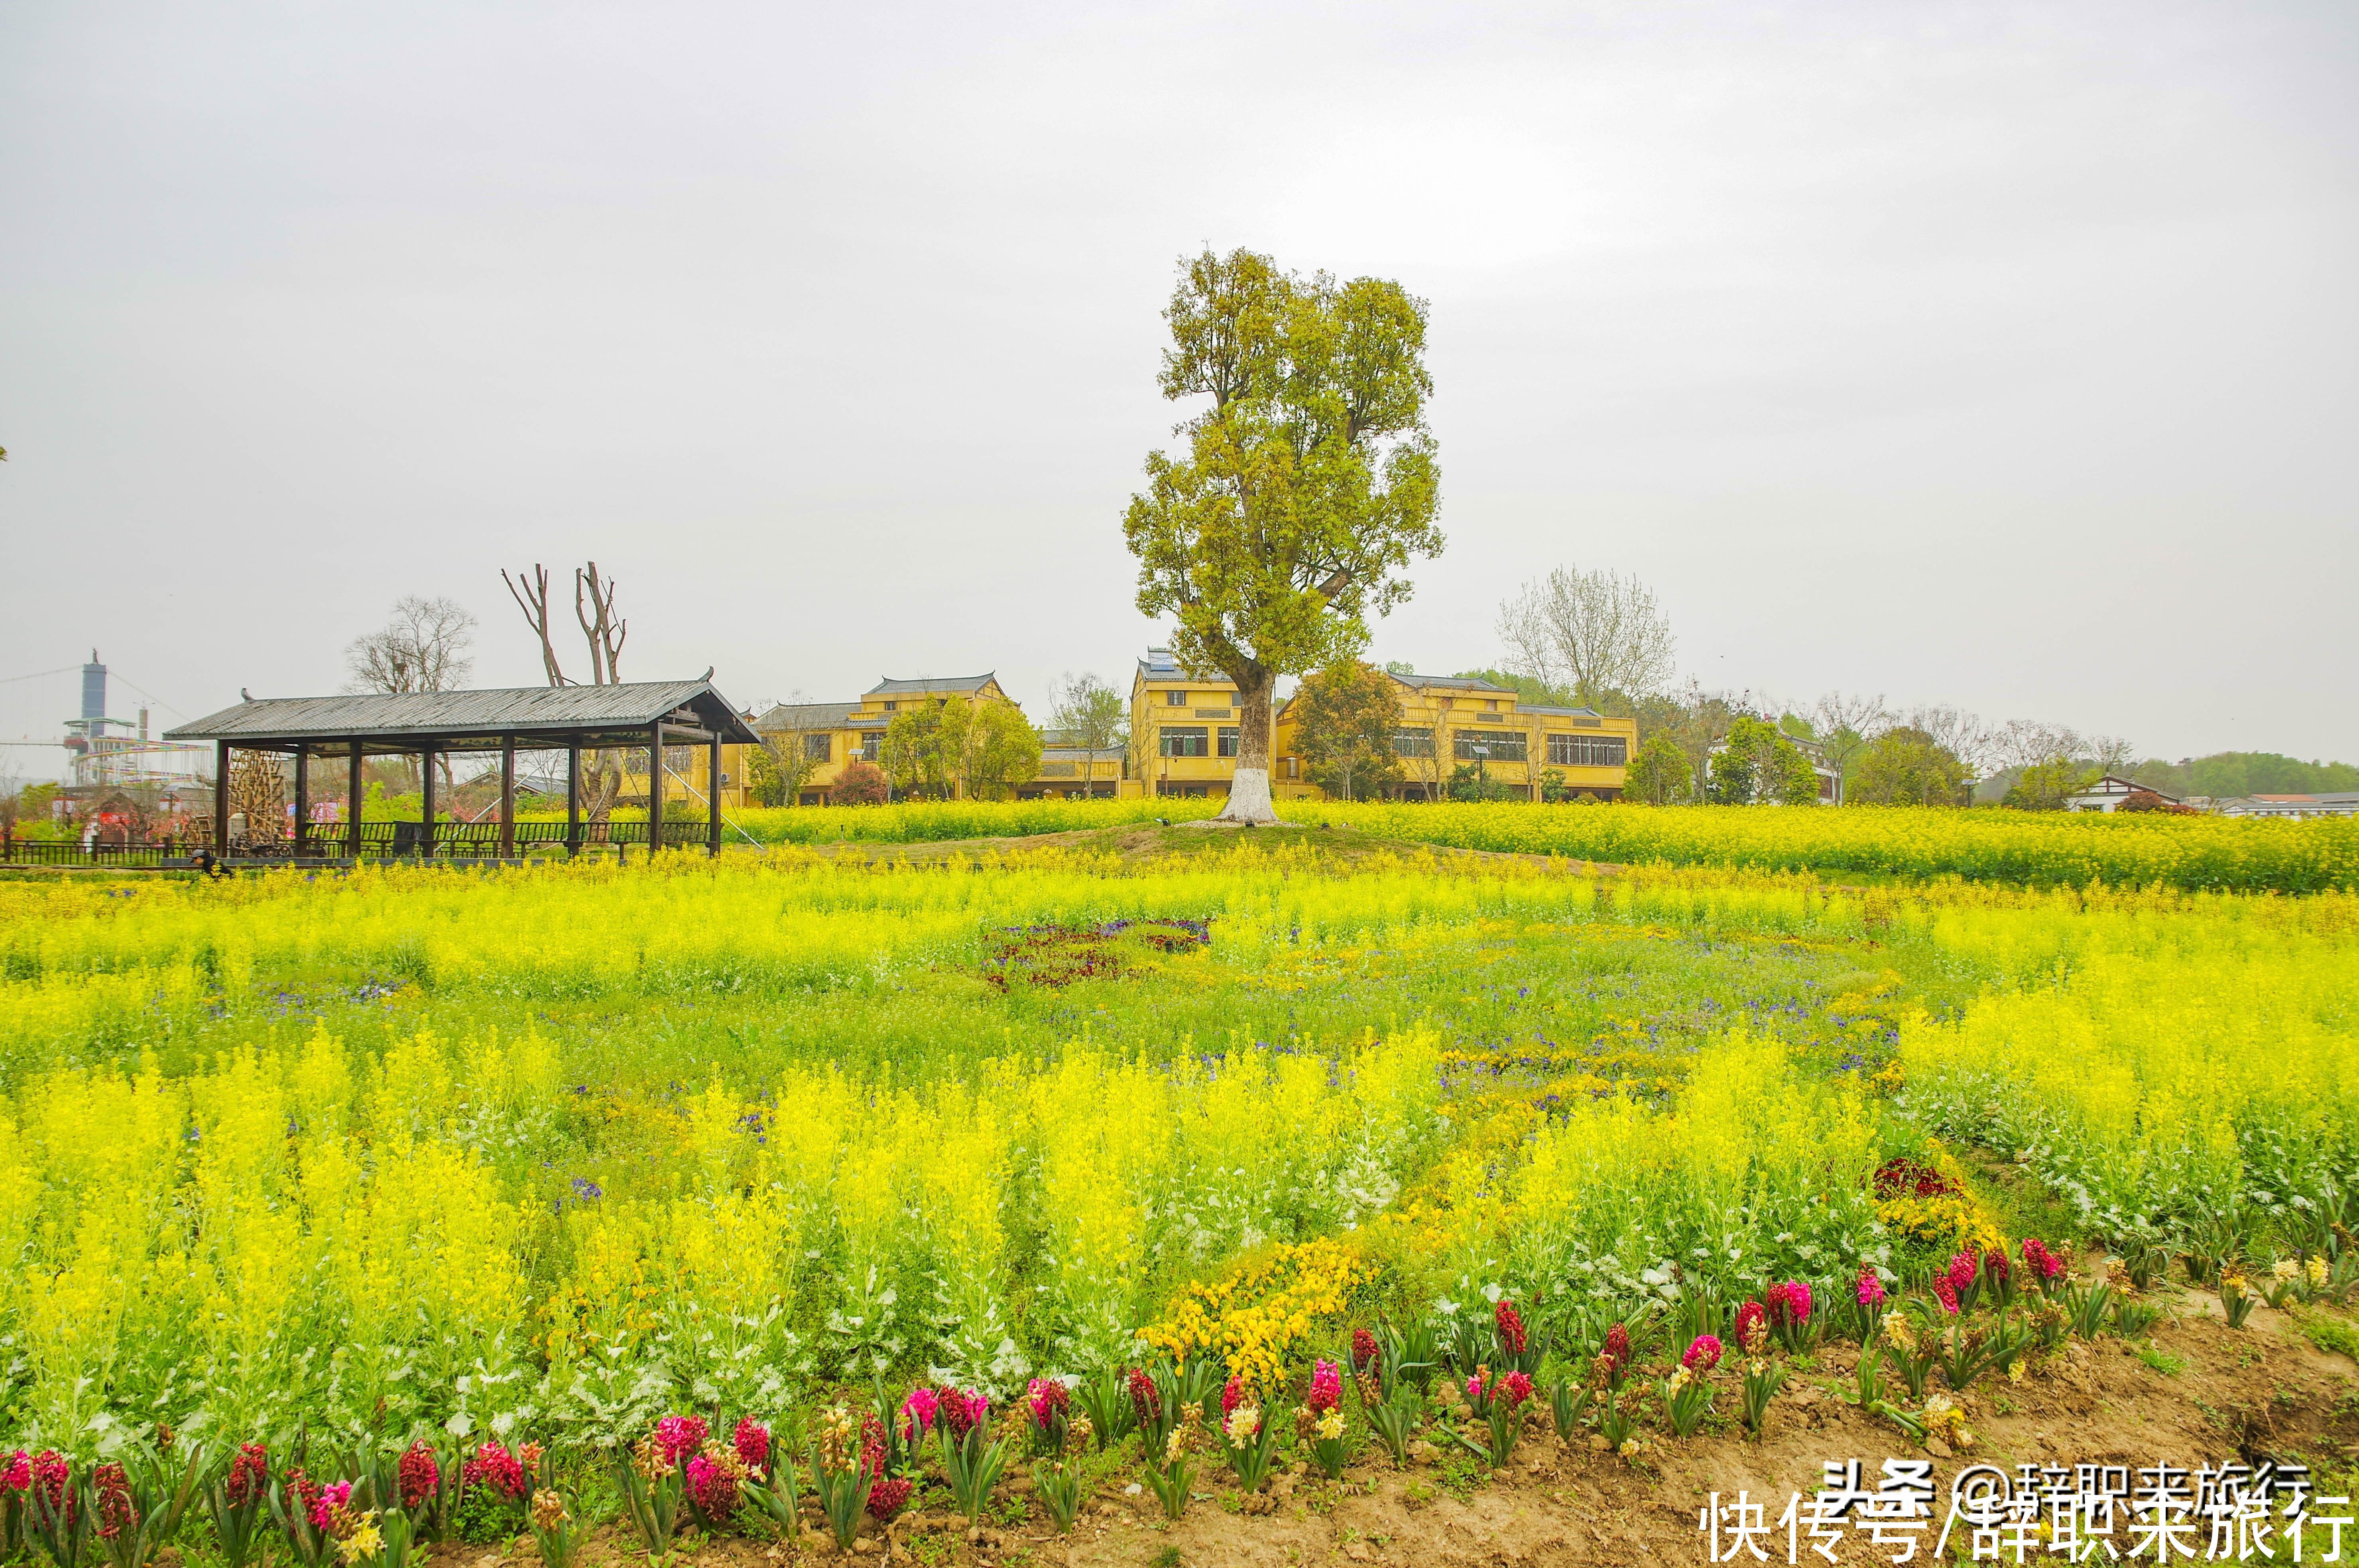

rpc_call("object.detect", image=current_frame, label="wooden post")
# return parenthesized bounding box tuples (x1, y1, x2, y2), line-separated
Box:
(292, 744, 309, 854)
(647, 723, 665, 854)
(500, 734, 517, 859)
(566, 741, 582, 855)
(214, 740, 230, 854)
(707, 733, 722, 857)
(347, 743, 365, 861)
(420, 747, 437, 859)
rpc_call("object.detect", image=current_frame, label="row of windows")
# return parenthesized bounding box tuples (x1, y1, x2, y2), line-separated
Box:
(789, 723, 1625, 772)
(1548, 734, 1627, 768)
(1159, 726, 1240, 758)
(1151, 725, 1629, 767)
(1389, 728, 1625, 765)
(1451, 729, 1527, 762)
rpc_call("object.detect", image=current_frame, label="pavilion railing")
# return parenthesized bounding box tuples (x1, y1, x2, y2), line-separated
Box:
(274, 818, 714, 856)
(2, 817, 717, 868)
(0, 839, 179, 868)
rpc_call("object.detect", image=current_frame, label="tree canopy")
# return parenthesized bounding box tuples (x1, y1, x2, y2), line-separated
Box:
(882, 698, 1043, 801)
(1848, 726, 1971, 807)
(1124, 247, 1441, 823)
(1623, 732, 1694, 805)
(1290, 660, 1403, 802)
(1710, 716, 1818, 806)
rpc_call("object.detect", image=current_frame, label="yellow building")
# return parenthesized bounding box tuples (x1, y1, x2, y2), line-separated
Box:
(1129, 648, 1637, 802)
(1327, 671, 1636, 802)
(1128, 646, 1244, 800)
(750, 674, 1124, 803)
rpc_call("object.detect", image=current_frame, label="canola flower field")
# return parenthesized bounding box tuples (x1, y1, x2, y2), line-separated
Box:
(651, 798, 2357, 895)
(0, 812, 2355, 1556)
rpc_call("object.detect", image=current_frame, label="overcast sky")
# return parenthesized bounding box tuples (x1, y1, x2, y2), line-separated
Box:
(2, 0, 2353, 776)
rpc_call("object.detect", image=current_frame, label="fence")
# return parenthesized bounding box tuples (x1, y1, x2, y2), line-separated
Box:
(1, 817, 715, 868)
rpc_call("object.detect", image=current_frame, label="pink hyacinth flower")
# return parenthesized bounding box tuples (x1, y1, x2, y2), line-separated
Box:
(1310, 1360, 1342, 1415)
(1683, 1334, 1723, 1371)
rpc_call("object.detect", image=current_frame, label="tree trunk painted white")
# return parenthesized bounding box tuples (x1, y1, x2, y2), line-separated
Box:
(1218, 676, 1282, 824)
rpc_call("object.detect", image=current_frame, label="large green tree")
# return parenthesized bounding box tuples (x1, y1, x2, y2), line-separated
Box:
(1291, 660, 1403, 802)
(1848, 727, 1971, 806)
(1123, 248, 1442, 823)
(1048, 673, 1129, 797)
(1622, 731, 1694, 805)
(881, 697, 1044, 800)
(1710, 715, 1819, 806)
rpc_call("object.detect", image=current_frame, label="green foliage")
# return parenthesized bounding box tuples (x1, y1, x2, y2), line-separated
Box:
(1047, 674, 1129, 765)
(882, 698, 1043, 801)
(2003, 757, 2098, 811)
(1711, 717, 1817, 806)
(2133, 752, 2359, 800)
(1124, 247, 1442, 776)
(1849, 728, 1971, 808)
(1624, 732, 1693, 806)
(1444, 764, 1519, 802)
(1452, 668, 1579, 709)
(1292, 660, 1404, 801)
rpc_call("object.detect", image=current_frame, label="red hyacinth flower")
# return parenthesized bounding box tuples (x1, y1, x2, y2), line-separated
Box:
(1603, 1322, 1632, 1366)
(1502, 1371, 1535, 1409)
(226, 1444, 269, 1509)
(941, 1389, 988, 1443)
(733, 1419, 771, 1474)
(92, 1464, 136, 1541)
(397, 1441, 438, 1510)
(1127, 1368, 1161, 1426)
(1494, 1299, 1528, 1357)
(1733, 1300, 1767, 1347)
(866, 1476, 913, 1521)
(1351, 1328, 1380, 1373)
(1221, 1376, 1245, 1419)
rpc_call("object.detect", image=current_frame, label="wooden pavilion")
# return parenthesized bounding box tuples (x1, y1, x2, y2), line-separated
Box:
(166, 679, 760, 862)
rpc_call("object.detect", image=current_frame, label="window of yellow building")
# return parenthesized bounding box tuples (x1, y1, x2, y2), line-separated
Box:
(1547, 733, 1628, 767)
(1454, 729, 1527, 762)
(1160, 726, 1209, 757)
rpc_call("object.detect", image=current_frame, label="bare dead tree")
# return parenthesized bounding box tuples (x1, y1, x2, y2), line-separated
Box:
(503, 565, 569, 685)
(1496, 564, 1678, 707)
(576, 563, 627, 686)
(347, 596, 476, 695)
(502, 561, 635, 826)
(1812, 691, 1892, 804)
(347, 595, 476, 793)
